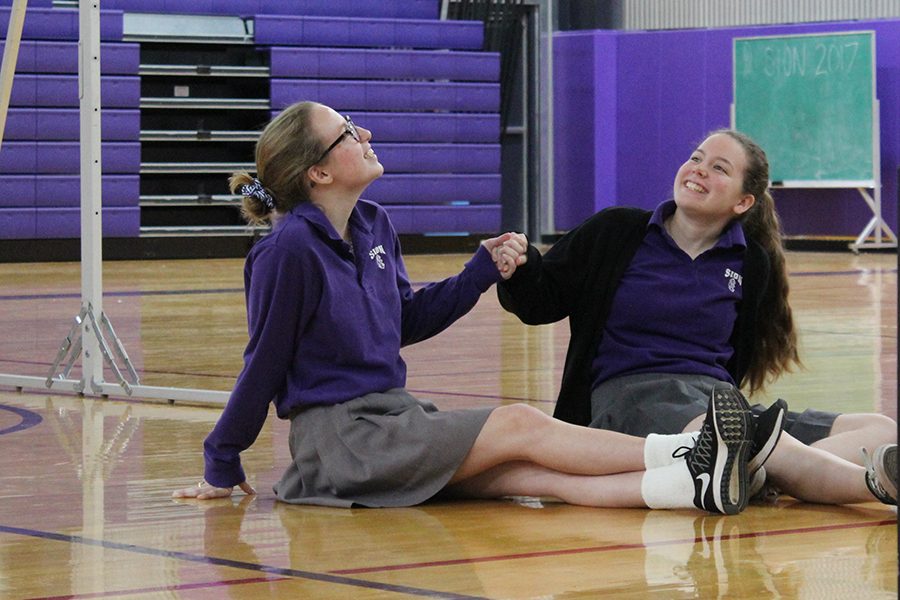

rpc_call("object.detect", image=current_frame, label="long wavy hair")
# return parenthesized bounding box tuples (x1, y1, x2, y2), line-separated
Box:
(712, 129, 802, 393)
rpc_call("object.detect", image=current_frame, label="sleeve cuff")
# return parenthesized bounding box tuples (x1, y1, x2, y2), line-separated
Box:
(465, 244, 503, 292)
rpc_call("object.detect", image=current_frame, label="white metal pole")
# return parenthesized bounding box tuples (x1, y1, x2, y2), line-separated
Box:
(80, 0, 104, 392)
(0, 0, 28, 150)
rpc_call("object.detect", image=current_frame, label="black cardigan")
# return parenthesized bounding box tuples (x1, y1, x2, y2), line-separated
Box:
(497, 206, 771, 426)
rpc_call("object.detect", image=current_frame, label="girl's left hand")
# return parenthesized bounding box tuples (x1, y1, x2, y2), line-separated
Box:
(172, 479, 256, 500)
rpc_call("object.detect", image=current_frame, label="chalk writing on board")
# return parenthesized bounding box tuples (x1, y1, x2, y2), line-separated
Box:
(743, 40, 862, 78)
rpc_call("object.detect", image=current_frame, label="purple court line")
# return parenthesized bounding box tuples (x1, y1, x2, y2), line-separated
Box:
(0, 404, 42, 435)
(0, 357, 555, 404)
(330, 518, 896, 575)
(29, 576, 290, 600)
(0, 288, 243, 302)
(0, 524, 488, 600)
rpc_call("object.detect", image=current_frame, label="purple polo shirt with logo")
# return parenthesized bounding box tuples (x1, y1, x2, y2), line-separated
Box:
(591, 200, 746, 389)
(203, 198, 501, 487)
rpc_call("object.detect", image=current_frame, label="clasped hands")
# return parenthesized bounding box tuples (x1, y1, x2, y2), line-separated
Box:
(482, 232, 528, 280)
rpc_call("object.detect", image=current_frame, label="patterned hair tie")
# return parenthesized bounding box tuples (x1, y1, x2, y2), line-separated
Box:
(241, 178, 276, 211)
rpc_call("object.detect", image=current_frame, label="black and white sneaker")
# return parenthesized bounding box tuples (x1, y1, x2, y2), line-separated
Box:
(678, 383, 752, 515)
(862, 444, 897, 505)
(748, 399, 788, 474)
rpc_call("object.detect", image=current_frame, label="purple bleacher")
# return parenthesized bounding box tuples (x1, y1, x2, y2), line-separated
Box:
(364, 174, 500, 204)
(0, 42, 139, 74)
(40, 143, 140, 174)
(10, 75, 139, 108)
(0, 142, 140, 174)
(36, 175, 138, 207)
(266, 110, 500, 143)
(3, 175, 137, 208)
(1, 177, 35, 208)
(269, 47, 499, 81)
(35, 207, 139, 238)
(371, 144, 499, 173)
(99, 0, 438, 19)
(4, 109, 140, 141)
(383, 205, 500, 234)
(0, 143, 35, 172)
(0, 0, 52, 6)
(0, 7, 123, 41)
(255, 16, 483, 50)
(271, 80, 498, 112)
(0, 208, 36, 238)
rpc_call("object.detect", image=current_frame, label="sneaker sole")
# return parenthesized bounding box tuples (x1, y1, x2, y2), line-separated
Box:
(710, 386, 751, 515)
(873, 444, 898, 501)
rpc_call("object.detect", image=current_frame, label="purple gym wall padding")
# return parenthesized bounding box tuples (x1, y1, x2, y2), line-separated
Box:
(552, 19, 900, 237)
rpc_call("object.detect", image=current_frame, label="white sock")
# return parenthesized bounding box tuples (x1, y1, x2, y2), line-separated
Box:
(644, 432, 699, 469)
(641, 460, 697, 509)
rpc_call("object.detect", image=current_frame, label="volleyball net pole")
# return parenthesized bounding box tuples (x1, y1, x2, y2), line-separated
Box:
(0, 0, 230, 406)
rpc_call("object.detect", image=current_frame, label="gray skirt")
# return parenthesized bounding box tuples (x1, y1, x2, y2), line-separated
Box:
(590, 372, 838, 446)
(273, 388, 493, 508)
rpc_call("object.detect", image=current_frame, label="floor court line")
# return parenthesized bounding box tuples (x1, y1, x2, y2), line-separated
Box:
(329, 518, 896, 575)
(0, 524, 490, 600)
(0, 358, 557, 405)
(0, 403, 43, 435)
(30, 576, 291, 600)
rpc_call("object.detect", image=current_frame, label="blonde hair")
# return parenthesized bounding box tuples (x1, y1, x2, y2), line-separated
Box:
(710, 129, 802, 393)
(229, 101, 327, 225)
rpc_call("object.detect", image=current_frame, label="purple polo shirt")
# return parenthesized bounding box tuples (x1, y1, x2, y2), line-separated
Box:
(203, 199, 501, 487)
(591, 200, 746, 389)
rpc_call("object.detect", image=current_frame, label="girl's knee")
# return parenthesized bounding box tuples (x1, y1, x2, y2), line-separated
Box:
(492, 403, 551, 435)
(832, 413, 896, 442)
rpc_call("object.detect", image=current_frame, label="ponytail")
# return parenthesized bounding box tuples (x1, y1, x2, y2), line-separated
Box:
(712, 129, 802, 393)
(229, 101, 326, 226)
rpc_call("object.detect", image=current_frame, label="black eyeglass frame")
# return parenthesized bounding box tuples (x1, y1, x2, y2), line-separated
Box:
(315, 115, 360, 164)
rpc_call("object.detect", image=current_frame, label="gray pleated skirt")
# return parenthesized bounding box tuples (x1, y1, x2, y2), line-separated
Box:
(590, 372, 838, 445)
(273, 388, 494, 507)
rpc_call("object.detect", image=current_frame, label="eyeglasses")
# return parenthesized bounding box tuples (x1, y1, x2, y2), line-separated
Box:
(315, 115, 360, 163)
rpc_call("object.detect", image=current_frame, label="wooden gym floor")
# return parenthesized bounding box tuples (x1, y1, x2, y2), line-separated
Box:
(0, 250, 896, 599)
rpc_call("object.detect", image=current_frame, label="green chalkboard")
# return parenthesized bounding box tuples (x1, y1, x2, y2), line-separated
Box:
(733, 31, 876, 185)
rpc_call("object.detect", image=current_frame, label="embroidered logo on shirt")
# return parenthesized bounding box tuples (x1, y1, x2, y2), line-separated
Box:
(724, 268, 743, 293)
(368, 244, 386, 270)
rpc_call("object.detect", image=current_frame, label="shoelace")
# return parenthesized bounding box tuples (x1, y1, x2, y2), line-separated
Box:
(673, 426, 712, 470)
(861, 447, 896, 505)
